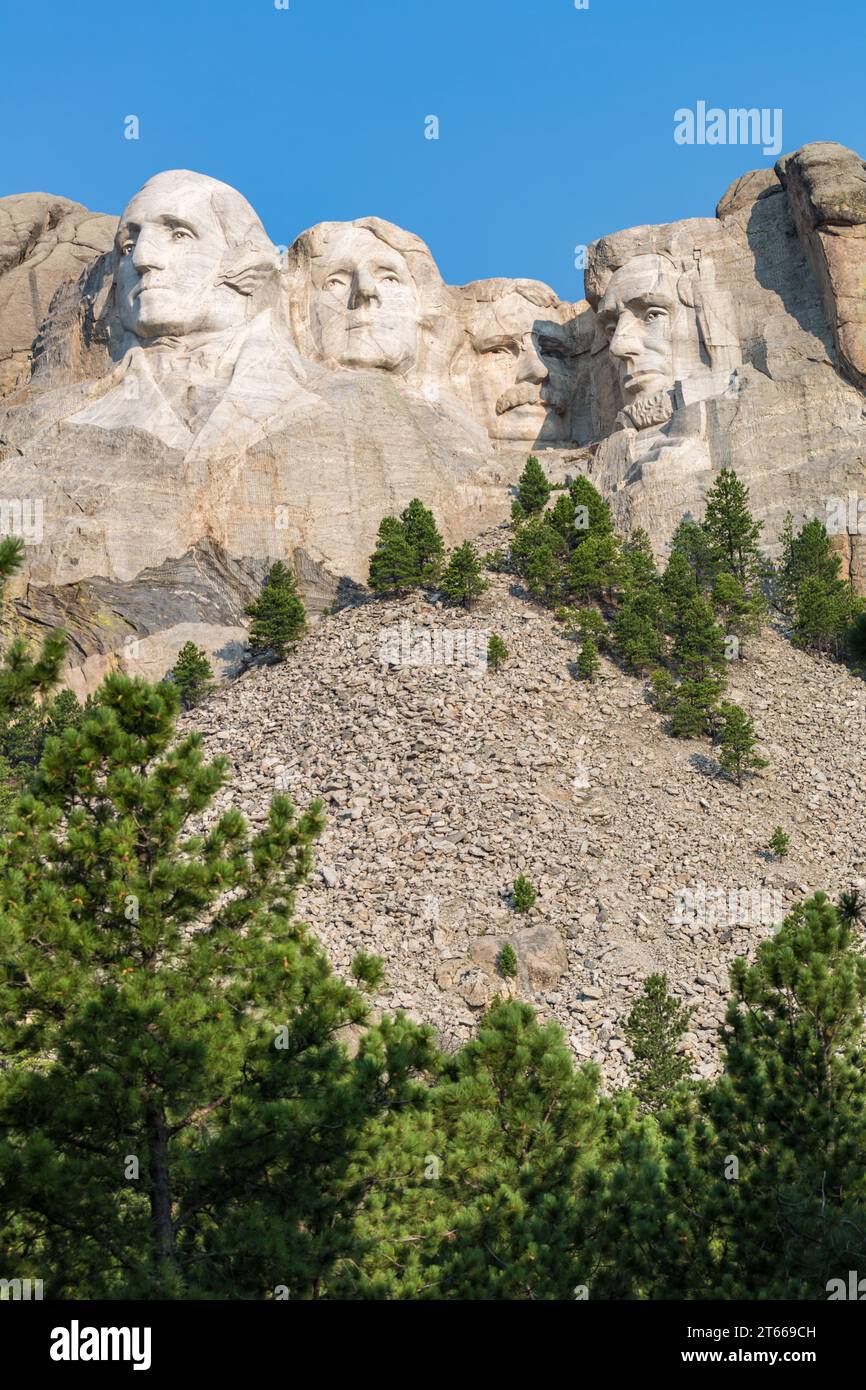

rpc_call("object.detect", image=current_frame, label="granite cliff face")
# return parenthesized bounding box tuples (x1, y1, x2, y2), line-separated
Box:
(1, 144, 865, 688)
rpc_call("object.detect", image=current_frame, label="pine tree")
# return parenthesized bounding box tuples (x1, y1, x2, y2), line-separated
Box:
(701, 893, 866, 1295)
(671, 596, 728, 683)
(167, 642, 215, 710)
(776, 516, 842, 617)
(511, 874, 537, 912)
(662, 550, 699, 638)
(568, 476, 614, 541)
(368, 517, 419, 596)
(717, 700, 768, 787)
(794, 574, 858, 655)
(498, 943, 518, 979)
(341, 1001, 602, 1299)
(702, 468, 764, 587)
(711, 569, 765, 650)
(515, 455, 551, 516)
(486, 634, 508, 672)
(612, 596, 664, 673)
(624, 974, 693, 1114)
(566, 533, 620, 603)
(400, 498, 445, 585)
(245, 560, 306, 659)
(768, 826, 790, 860)
(0, 674, 434, 1297)
(577, 637, 600, 682)
(668, 675, 725, 738)
(670, 517, 717, 592)
(441, 542, 488, 610)
(837, 887, 866, 927)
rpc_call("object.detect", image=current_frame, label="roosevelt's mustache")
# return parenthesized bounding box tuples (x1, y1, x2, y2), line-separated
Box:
(496, 382, 563, 415)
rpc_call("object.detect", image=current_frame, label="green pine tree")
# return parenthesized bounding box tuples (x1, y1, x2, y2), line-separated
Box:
(717, 700, 768, 787)
(768, 826, 790, 860)
(167, 641, 215, 711)
(624, 973, 693, 1114)
(245, 561, 306, 660)
(441, 542, 488, 610)
(515, 455, 551, 516)
(0, 674, 434, 1298)
(511, 874, 537, 913)
(486, 634, 508, 672)
(368, 517, 419, 596)
(498, 943, 518, 979)
(401, 498, 445, 585)
(702, 468, 764, 587)
(577, 637, 600, 682)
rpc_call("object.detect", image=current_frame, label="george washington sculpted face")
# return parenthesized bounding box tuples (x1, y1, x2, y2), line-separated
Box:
(115, 171, 277, 342)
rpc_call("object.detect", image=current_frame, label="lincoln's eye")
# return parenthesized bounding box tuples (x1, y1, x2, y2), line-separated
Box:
(645, 308, 667, 322)
(120, 242, 134, 256)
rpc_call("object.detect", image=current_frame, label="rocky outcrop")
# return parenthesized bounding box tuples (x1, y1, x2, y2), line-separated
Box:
(4, 146, 866, 688)
(181, 566, 866, 1084)
(0, 194, 115, 397)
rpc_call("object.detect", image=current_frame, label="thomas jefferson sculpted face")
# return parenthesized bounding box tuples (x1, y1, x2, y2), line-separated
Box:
(115, 170, 278, 342)
(308, 225, 421, 371)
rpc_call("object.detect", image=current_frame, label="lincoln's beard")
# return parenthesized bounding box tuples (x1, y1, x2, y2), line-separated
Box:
(620, 386, 675, 430)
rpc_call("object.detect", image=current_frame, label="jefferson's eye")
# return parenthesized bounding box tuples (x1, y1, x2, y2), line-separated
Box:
(381, 274, 401, 284)
(325, 277, 348, 291)
(484, 346, 514, 357)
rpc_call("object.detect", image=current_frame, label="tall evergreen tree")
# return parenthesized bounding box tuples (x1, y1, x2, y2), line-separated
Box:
(514, 455, 551, 516)
(245, 561, 306, 659)
(400, 498, 445, 584)
(701, 468, 764, 587)
(0, 675, 433, 1298)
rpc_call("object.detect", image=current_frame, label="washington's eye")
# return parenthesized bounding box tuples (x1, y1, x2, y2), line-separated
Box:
(381, 274, 401, 284)
(325, 277, 348, 291)
(484, 346, 514, 357)
(172, 228, 193, 242)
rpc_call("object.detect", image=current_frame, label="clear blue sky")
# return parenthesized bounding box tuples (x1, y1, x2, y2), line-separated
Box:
(2, 0, 864, 299)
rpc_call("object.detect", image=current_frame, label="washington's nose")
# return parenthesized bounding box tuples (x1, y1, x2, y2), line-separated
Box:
(516, 338, 548, 384)
(131, 229, 166, 275)
(349, 268, 380, 308)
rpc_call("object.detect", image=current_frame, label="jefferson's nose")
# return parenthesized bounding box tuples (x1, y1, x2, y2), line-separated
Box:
(515, 338, 548, 384)
(131, 228, 166, 274)
(349, 268, 380, 308)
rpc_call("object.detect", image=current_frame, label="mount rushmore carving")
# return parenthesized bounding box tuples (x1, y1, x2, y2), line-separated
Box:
(1, 142, 866, 689)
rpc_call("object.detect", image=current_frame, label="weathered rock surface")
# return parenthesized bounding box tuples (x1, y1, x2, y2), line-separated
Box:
(4, 145, 866, 685)
(182, 561, 866, 1086)
(0, 194, 115, 397)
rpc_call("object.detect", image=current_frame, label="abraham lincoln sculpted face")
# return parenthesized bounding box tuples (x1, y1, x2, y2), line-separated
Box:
(114, 170, 278, 342)
(596, 254, 680, 417)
